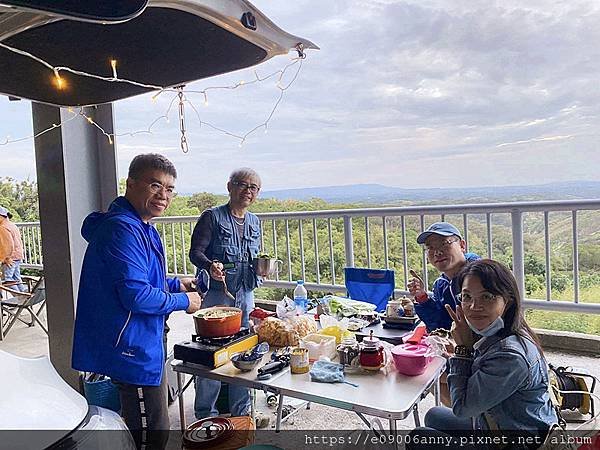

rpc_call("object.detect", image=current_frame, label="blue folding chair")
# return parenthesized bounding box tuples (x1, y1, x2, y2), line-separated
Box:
(344, 268, 395, 312)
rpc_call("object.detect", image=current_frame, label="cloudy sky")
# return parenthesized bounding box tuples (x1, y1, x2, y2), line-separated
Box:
(1, 0, 600, 193)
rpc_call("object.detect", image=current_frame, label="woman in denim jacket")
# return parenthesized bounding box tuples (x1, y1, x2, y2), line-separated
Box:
(410, 259, 557, 449)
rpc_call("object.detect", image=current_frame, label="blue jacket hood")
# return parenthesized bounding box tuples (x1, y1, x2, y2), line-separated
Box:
(81, 197, 139, 243)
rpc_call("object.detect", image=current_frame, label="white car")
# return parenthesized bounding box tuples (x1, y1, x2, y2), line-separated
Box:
(0, 349, 135, 450)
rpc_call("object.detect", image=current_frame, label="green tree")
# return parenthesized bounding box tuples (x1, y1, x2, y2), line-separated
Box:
(187, 192, 220, 213)
(0, 177, 39, 221)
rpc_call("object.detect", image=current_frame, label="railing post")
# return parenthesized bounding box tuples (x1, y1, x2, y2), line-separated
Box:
(511, 210, 525, 299)
(343, 216, 354, 268)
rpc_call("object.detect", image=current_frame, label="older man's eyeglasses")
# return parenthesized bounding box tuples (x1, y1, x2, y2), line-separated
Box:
(423, 237, 459, 254)
(232, 180, 260, 194)
(457, 292, 500, 305)
(147, 181, 177, 198)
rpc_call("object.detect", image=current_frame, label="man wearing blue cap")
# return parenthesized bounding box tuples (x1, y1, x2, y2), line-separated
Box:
(409, 222, 480, 331)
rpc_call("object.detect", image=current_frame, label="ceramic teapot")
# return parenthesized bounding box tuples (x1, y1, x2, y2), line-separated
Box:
(385, 299, 405, 319)
(359, 330, 387, 371)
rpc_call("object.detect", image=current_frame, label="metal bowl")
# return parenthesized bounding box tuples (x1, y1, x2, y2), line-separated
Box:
(230, 353, 265, 372)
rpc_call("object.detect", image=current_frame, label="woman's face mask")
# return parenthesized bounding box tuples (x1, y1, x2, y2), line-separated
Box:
(460, 275, 507, 336)
(466, 316, 505, 337)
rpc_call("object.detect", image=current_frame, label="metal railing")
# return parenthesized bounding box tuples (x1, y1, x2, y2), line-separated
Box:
(18, 199, 600, 314)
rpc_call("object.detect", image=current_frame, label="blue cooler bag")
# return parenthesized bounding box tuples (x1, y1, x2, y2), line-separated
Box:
(83, 374, 121, 413)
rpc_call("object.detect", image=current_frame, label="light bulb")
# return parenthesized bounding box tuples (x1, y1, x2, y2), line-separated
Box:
(110, 59, 118, 78)
(53, 69, 65, 90)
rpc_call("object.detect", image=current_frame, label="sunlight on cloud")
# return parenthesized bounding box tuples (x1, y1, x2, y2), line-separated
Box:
(496, 135, 574, 147)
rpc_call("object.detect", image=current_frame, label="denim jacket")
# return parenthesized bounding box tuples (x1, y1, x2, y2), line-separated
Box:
(204, 204, 261, 293)
(415, 252, 480, 331)
(448, 333, 557, 435)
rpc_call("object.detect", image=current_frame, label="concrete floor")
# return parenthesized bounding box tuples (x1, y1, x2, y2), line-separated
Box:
(2, 308, 600, 434)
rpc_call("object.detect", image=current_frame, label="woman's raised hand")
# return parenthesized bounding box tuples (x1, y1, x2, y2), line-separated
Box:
(445, 304, 475, 348)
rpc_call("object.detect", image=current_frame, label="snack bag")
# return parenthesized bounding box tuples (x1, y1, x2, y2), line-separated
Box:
(288, 315, 318, 339)
(318, 314, 354, 344)
(256, 317, 298, 347)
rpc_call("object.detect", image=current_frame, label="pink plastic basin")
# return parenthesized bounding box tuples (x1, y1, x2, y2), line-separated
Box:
(391, 343, 432, 376)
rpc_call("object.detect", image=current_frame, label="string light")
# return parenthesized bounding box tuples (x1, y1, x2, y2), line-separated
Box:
(0, 110, 79, 145)
(0, 41, 308, 151)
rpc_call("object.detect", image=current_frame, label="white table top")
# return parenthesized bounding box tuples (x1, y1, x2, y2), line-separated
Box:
(172, 353, 445, 420)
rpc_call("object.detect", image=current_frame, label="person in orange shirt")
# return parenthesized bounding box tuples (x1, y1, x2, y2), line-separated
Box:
(0, 207, 26, 292)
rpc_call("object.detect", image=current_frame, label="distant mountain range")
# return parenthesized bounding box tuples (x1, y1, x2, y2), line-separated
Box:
(260, 181, 600, 204)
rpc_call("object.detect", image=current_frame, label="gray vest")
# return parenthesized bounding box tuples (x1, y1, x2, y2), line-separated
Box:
(206, 204, 261, 293)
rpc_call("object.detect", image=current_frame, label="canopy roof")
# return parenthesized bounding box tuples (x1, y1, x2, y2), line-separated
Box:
(0, 0, 318, 106)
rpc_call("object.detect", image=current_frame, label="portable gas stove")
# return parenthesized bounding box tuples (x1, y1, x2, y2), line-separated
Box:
(173, 328, 258, 369)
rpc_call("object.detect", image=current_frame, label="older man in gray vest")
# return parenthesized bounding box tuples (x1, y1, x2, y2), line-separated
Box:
(189, 168, 262, 419)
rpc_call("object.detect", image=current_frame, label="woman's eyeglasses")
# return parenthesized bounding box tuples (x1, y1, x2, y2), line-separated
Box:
(232, 180, 260, 194)
(457, 292, 500, 305)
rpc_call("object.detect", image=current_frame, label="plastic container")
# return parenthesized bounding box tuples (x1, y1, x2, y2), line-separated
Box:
(299, 333, 337, 362)
(293, 280, 308, 314)
(391, 343, 432, 376)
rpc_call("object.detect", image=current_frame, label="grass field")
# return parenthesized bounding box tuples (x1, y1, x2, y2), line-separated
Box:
(526, 286, 600, 335)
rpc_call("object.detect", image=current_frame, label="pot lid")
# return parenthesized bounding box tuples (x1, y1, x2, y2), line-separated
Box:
(362, 337, 381, 348)
(391, 343, 429, 358)
(183, 416, 234, 447)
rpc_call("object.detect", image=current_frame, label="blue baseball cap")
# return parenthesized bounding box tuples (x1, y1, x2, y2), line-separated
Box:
(417, 222, 462, 244)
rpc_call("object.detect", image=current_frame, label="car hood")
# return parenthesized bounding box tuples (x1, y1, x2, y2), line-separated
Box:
(0, 350, 88, 445)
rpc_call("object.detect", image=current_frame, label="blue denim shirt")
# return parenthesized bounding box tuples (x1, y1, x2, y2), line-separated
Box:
(448, 334, 557, 435)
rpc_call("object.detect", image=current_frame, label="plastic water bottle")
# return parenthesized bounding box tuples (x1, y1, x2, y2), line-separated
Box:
(293, 280, 308, 314)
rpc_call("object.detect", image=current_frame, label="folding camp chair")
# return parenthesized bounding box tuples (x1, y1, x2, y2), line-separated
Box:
(344, 267, 395, 312)
(0, 275, 47, 340)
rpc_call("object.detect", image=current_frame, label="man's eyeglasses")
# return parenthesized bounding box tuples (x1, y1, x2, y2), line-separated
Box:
(147, 181, 177, 198)
(232, 180, 260, 194)
(423, 237, 459, 254)
(457, 292, 500, 305)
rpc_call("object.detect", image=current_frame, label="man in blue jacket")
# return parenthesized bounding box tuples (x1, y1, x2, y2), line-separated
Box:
(409, 222, 480, 331)
(72, 153, 202, 450)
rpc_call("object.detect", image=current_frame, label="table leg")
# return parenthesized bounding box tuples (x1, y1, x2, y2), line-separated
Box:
(275, 394, 284, 432)
(389, 418, 398, 450)
(177, 372, 185, 433)
(250, 389, 256, 426)
(434, 376, 441, 406)
(412, 404, 421, 427)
